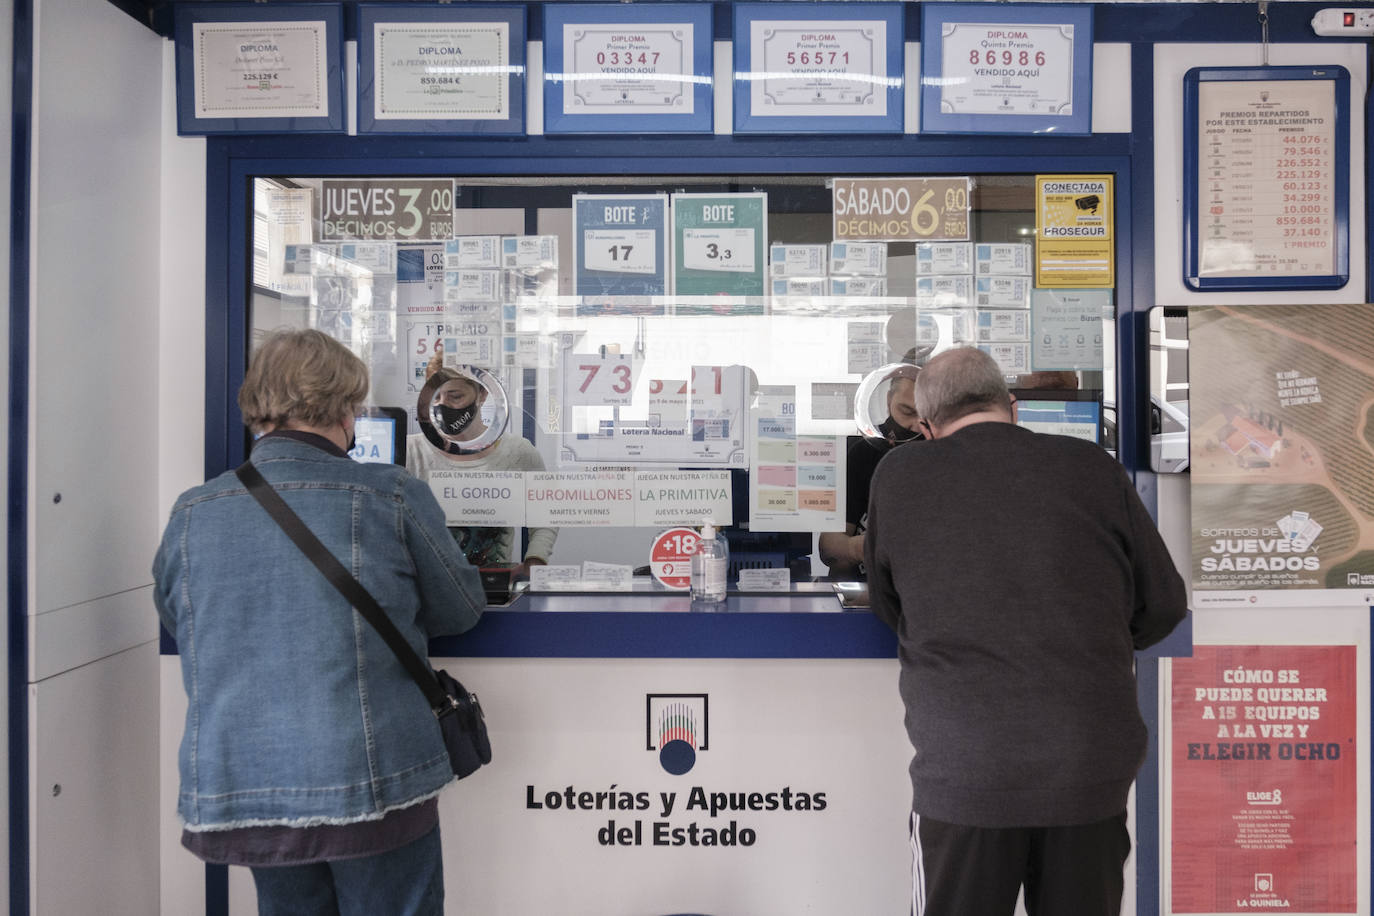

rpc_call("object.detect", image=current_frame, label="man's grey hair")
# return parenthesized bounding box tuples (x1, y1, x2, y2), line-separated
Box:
(913, 347, 1011, 428)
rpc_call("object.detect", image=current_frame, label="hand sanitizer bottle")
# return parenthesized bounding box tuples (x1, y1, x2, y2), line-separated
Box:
(690, 524, 729, 608)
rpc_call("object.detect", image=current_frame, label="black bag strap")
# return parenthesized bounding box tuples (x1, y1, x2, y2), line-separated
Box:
(235, 461, 454, 717)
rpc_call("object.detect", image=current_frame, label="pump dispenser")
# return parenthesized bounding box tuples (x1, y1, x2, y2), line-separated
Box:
(690, 524, 729, 608)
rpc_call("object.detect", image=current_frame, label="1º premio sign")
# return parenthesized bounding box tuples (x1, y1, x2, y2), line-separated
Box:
(832, 177, 971, 242)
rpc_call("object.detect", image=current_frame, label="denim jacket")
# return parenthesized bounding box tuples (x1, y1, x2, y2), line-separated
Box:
(154, 435, 486, 831)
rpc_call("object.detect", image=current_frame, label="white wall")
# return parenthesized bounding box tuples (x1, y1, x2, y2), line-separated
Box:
(26, 0, 164, 911)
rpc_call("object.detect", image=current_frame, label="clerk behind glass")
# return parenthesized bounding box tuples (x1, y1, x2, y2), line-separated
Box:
(406, 359, 556, 579)
(818, 371, 922, 578)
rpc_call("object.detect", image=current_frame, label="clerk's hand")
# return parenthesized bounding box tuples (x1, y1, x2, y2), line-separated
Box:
(512, 557, 547, 581)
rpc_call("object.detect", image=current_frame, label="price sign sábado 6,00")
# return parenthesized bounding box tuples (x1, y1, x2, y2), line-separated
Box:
(832, 177, 971, 242)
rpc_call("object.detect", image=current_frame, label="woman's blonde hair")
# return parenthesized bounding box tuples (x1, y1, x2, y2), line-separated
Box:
(238, 329, 369, 434)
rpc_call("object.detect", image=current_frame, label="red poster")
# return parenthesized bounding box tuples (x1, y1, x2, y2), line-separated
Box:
(1170, 645, 1357, 913)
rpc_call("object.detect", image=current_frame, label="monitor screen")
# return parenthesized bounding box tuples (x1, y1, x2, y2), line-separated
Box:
(1015, 398, 1101, 443)
(350, 407, 407, 465)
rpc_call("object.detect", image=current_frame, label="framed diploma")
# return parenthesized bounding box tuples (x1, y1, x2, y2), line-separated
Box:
(357, 4, 526, 135)
(1183, 66, 1350, 291)
(920, 3, 1092, 136)
(174, 3, 344, 134)
(733, 3, 905, 134)
(543, 4, 713, 135)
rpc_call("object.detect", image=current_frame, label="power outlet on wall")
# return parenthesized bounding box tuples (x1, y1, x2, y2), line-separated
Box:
(1312, 8, 1374, 36)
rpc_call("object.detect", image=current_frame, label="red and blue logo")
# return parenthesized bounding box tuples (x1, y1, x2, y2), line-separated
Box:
(646, 693, 709, 775)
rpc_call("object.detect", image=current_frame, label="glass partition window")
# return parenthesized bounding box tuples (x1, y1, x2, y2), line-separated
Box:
(249, 174, 1115, 585)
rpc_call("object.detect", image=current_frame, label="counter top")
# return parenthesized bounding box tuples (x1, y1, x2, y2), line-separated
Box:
(431, 587, 900, 658)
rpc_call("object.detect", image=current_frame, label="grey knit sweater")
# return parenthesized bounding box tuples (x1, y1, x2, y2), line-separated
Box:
(865, 421, 1187, 828)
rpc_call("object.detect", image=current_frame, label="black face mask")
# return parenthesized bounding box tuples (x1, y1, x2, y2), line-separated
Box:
(438, 403, 476, 437)
(346, 431, 357, 453)
(880, 416, 923, 445)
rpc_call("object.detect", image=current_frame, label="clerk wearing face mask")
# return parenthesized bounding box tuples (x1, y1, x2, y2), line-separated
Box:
(406, 364, 557, 579)
(818, 372, 923, 578)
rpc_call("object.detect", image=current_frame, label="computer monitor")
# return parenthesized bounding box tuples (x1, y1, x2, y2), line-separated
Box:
(350, 406, 407, 466)
(1011, 389, 1102, 444)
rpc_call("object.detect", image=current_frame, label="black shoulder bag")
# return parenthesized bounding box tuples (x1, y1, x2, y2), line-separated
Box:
(236, 461, 491, 779)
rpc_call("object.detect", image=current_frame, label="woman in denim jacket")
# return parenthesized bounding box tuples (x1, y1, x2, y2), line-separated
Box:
(155, 329, 486, 916)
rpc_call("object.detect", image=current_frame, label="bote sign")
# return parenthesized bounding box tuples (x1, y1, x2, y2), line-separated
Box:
(832, 177, 970, 242)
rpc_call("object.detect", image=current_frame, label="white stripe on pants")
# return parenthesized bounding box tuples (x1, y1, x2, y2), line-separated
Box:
(910, 811, 927, 916)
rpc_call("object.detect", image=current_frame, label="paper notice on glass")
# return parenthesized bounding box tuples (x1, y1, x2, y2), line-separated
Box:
(425, 470, 527, 527)
(633, 471, 732, 527)
(749, 386, 844, 532)
(194, 21, 330, 118)
(563, 22, 696, 115)
(374, 22, 510, 120)
(847, 321, 887, 374)
(398, 245, 445, 316)
(750, 19, 889, 117)
(446, 237, 503, 270)
(811, 382, 859, 421)
(525, 472, 636, 526)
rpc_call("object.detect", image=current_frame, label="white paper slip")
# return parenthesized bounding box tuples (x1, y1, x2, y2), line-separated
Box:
(530, 565, 583, 591)
(916, 274, 973, 307)
(503, 235, 560, 270)
(976, 243, 1031, 276)
(1291, 518, 1324, 552)
(978, 341, 1031, 375)
(916, 309, 975, 346)
(446, 236, 503, 270)
(772, 277, 828, 297)
(580, 561, 635, 590)
(811, 382, 859, 420)
(830, 276, 888, 296)
(737, 567, 791, 591)
(770, 244, 828, 277)
(976, 309, 1030, 342)
(976, 276, 1032, 309)
(830, 241, 887, 277)
(916, 242, 973, 275)
(444, 269, 502, 302)
(339, 242, 397, 273)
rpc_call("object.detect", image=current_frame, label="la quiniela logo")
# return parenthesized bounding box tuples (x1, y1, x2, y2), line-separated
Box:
(646, 693, 709, 775)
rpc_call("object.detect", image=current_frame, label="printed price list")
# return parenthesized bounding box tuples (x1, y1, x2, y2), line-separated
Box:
(1197, 80, 1337, 278)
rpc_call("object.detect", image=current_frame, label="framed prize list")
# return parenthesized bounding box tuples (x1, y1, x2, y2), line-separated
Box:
(919, 2, 1092, 136)
(174, 2, 344, 134)
(543, 3, 714, 135)
(1183, 66, 1350, 291)
(733, 2, 905, 135)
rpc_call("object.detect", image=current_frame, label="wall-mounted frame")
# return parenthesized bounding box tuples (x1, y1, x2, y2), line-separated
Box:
(543, 4, 713, 135)
(174, 2, 344, 134)
(732, 2, 904, 135)
(1182, 66, 1350, 291)
(357, 3, 526, 136)
(919, 2, 1092, 136)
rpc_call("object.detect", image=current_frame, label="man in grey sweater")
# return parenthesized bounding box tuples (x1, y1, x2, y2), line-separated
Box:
(865, 347, 1187, 916)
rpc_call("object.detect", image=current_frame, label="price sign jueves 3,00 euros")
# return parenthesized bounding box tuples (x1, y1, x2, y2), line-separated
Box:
(320, 179, 456, 242)
(831, 177, 971, 243)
